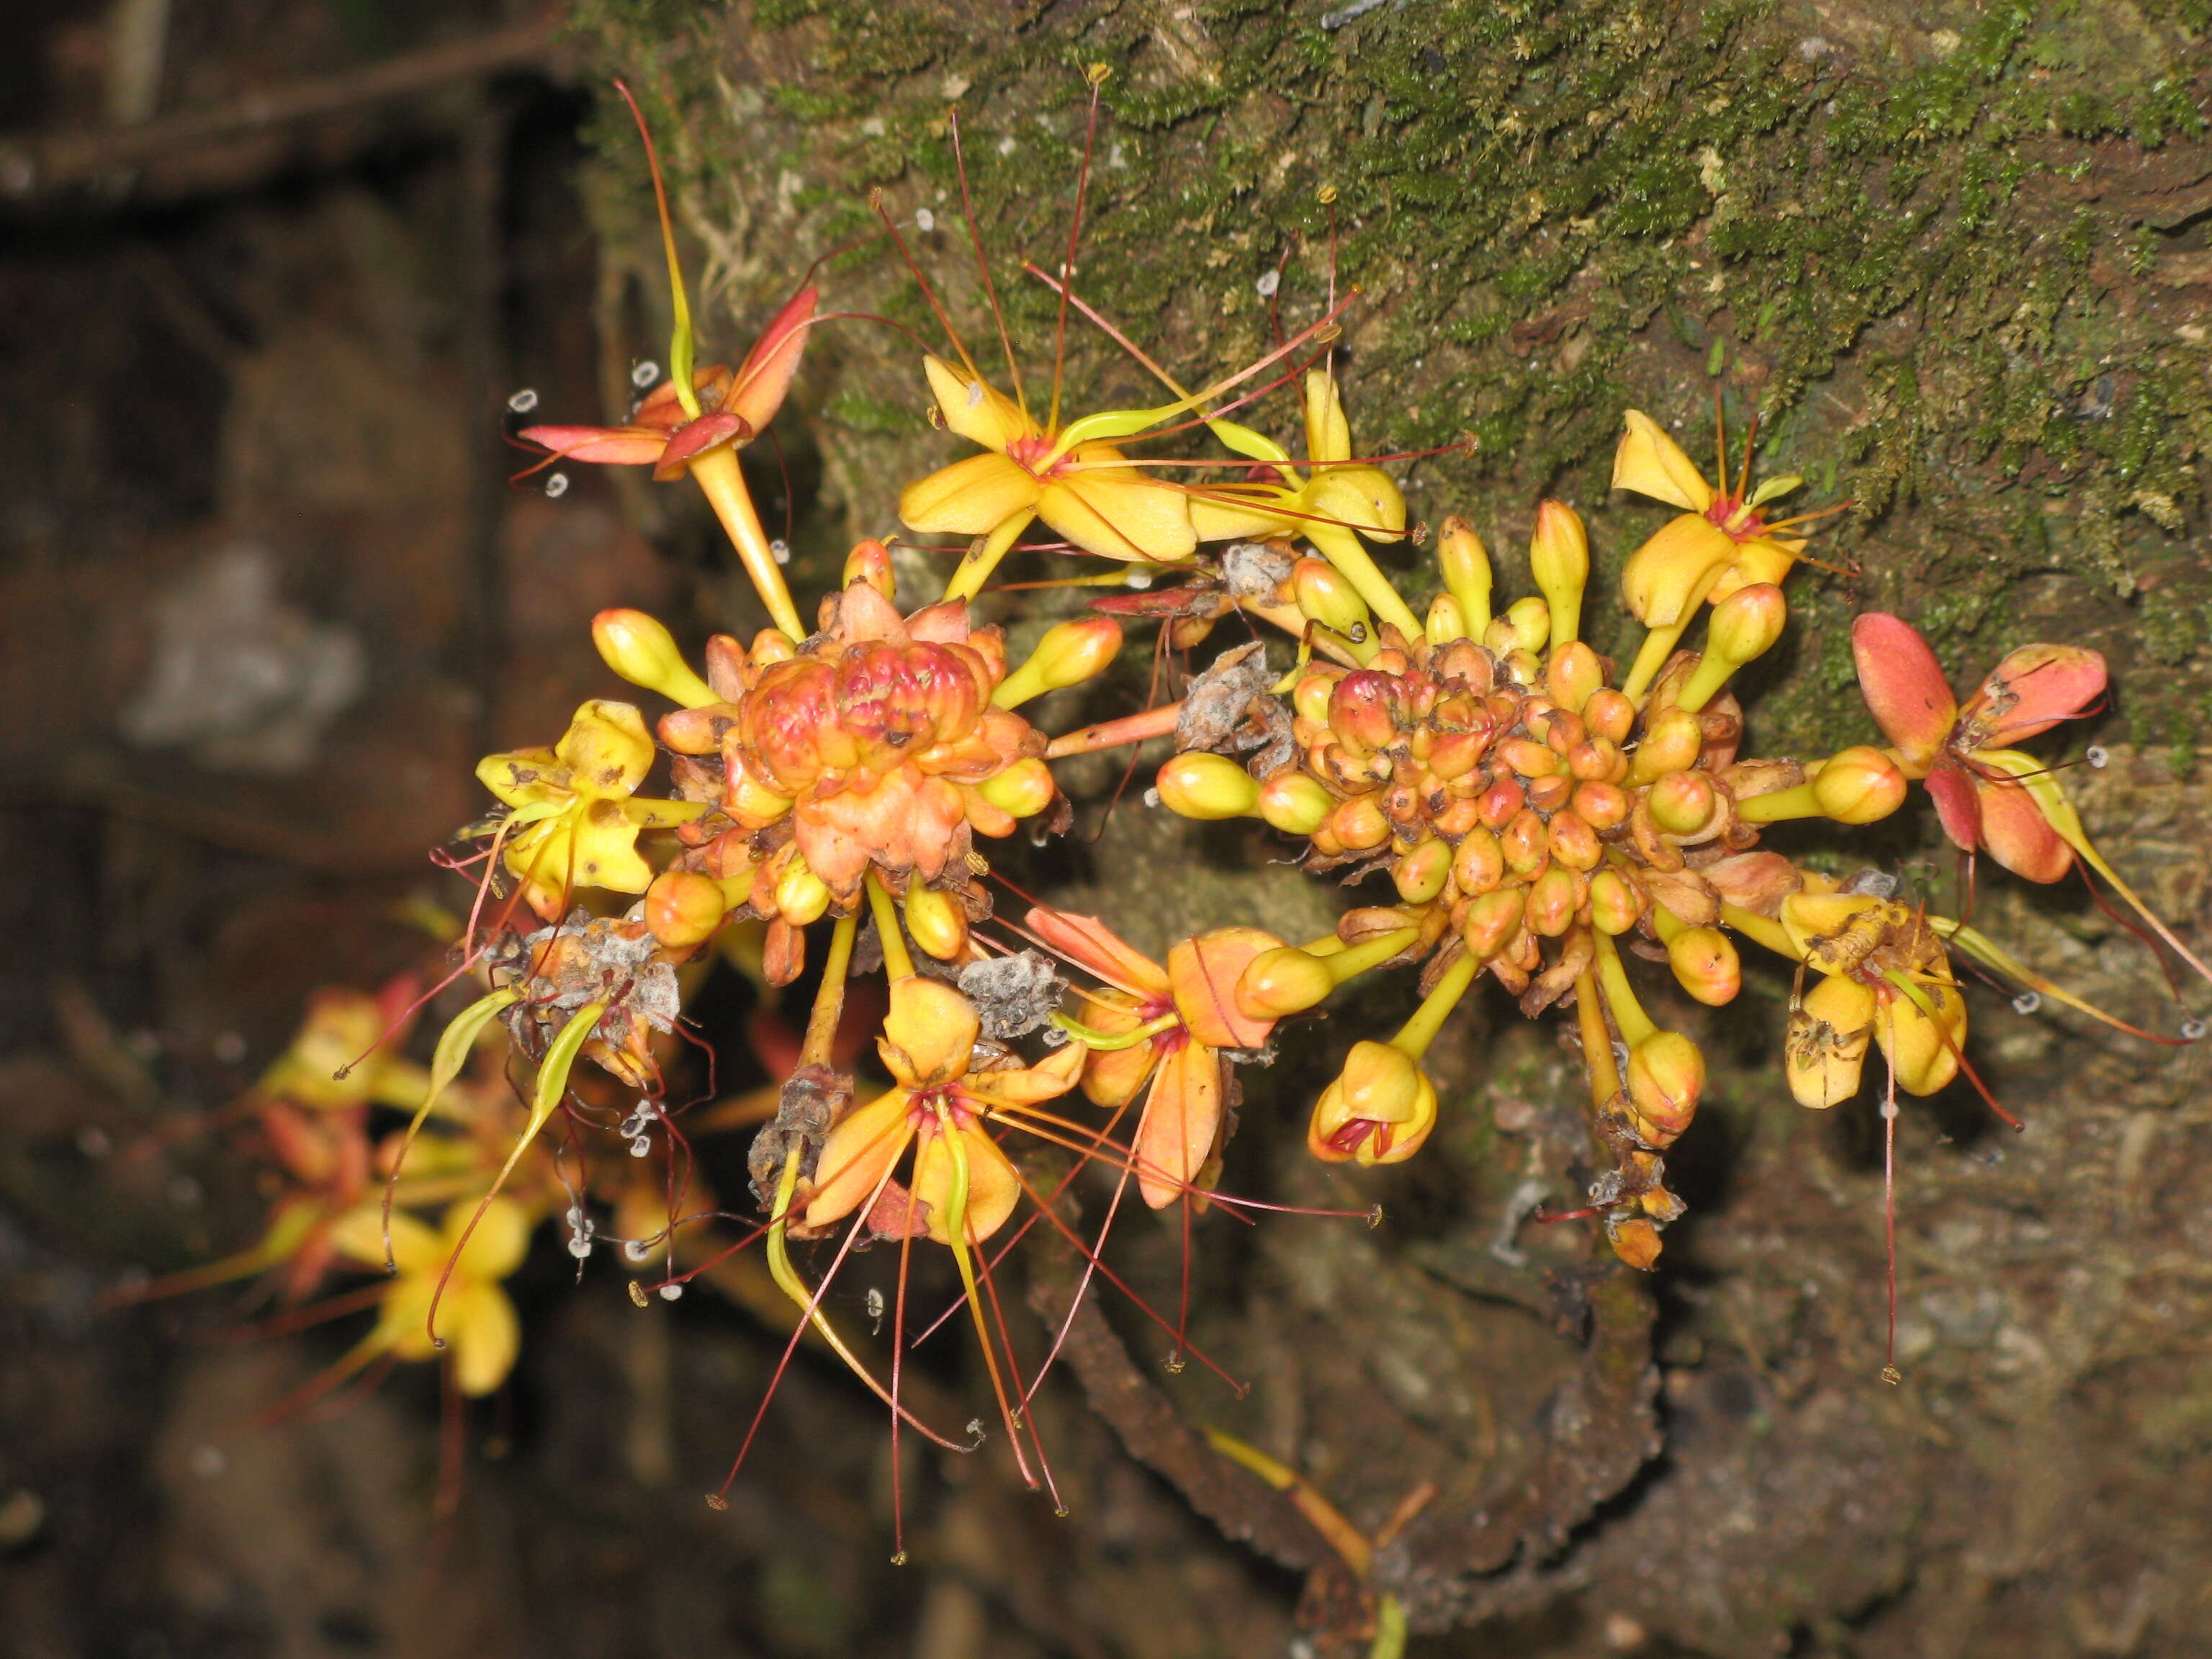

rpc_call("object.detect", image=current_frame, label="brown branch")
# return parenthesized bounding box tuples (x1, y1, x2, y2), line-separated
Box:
(1, 17, 567, 202)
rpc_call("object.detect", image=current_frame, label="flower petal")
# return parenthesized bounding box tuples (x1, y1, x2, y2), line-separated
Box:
(1876, 979, 1965, 1097)
(517, 423, 669, 466)
(1038, 448, 1197, 564)
(1134, 1040, 1221, 1209)
(727, 284, 817, 437)
(899, 451, 1040, 536)
(1972, 761, 2074, 883)
(651, 410, 750, 481)
(1166, 927, 1284, 1049)
(801, 1088, 914, 1232)
(1303, 367, 1352, 464)
(1923, 759, 1983, 854)
(553, 700, 658, 794)
(1785, 973, 1874, 1109)
(1187, 487, 1295, 543)
(877, 976, 979, 1088)
(1850, 614, 1958, 768)
(1961, 644, 2106, 748)
(448, 1284, 521, 1396)
(443, 1196, 534, 1283)
(912, 1120, 1021, 1245)
(1022, 907, 1170, 997)
(331, 1205, 439, 1272)
(1612, 410, 1714, 512)
(922, 354, 1038, 454)
(973, 1040, 1087, 1107)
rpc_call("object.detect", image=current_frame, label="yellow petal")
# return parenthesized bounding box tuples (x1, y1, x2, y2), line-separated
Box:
(1613, 410, 1715, 512)
(1619, 513, 1737, 627)
(330, 1205, 439, 1272)
(913, 1120, 1022, 1246)
(1302, 368, 1351, 464)
(1711, 535, 1802, 601)
(379, 1271, 440, 1361)
(1306, 465, 1407, 543)
(1188, 486, 1296, 543)
(1785, 974, 1874, 1109)
(1877, 978, 1965, 1096)
(877, 976, 980, 1087)
(802, 1088, 914, 1231)
(569, 799, 657, 894)
(922, 354, 1038, 454)
(1038, 446, 1196, 563)
(899, 451, 1041, 536)
(553, 700, 657, 796)
(475, 745, 561, 811)
(441, 1195, 534, 1283)
(973, 1039, 1087, 1107)
(448, 1283, 522, 1396)
(1135, 1040, 1221, 1209)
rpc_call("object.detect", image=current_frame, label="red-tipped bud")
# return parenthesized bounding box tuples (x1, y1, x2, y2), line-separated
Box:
(842, 538, 896, 600)
(1236, 945, 1339, 1020)
(1326, 792, 1393, 852)
(1392, 838, 1454, 904)
(1626, 1030, 1705, 1146)
(1811, 745, 1907, 824)
(1546, 640, 1604, 713)
(1460, 886, 1526, 958)
(1257, 773, 1334, 836)
(1647, 770, 1717, 836)
(1529, 499, 1590, 644)
(1570, 779, 1631, 830)
(1665, 927, 1741, 1006)
(1307, 1040, 1438, 1166)
(993, 616, 1124, 709)
(1547, 809, 1603, 871)
(1475, 773, 1526, 830)
(1588, 868, 1645, 935)
(594, 609, 720, 709)
(645, 868, 729, 949)
(1584, 688, 1636, 745)
(1328, 670, 1401, 753)
(1156, 752, 1260, 820)
(1501, 807, 1549, 878)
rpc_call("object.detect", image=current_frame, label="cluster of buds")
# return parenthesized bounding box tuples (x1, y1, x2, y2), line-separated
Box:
(588, 541, 1121, 984)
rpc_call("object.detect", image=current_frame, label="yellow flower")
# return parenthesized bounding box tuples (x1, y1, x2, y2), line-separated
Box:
(800, 976, 1085, 1246)
(328, 1198, 531, 1396)
(475, 700, 706, 920)
(1611, 409, 1813, 623)
(899, 354, 1197, 580)
(1777, 892, 1966, 1106)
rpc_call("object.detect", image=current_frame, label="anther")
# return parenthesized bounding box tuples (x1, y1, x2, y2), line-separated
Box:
(658, 1283, 683, 1301)
(914, 207, 935, 232)
(770, 538, 791, 565)
(703, 1493, 729, 1511)
(2086, 745, 2109, 768)
(2011, 992, 2041, 1015)
(2183, 1017, 2206, 1040)
(631, 359, 660, 388)
(544, 472, 570, 499)
(507, 388, 539, 413)
(1255, 269, 1281, 299)
(628, 1280, 649, 1307)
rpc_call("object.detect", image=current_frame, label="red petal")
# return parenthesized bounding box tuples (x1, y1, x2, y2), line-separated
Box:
(1924, 760, 1982, 853)
(1961, 644, 2106, 747)
(728, 284, 817, 437)
(517, 423, 668, 466)
(1974, 773, 2074, 883)
(1851, 614, 1957, 768)
(651, 411, 750, 480)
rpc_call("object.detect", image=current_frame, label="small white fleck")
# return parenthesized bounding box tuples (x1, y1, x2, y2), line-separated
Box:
(997, 136, 1016, 156)
(212, 1031, 247, 1065)
(2011, 991, 2041, 1015)
(544, 472, 570, 499)
(914, 207, 935, 233)
(860, 116, 886, 138)
(2184, 1017, 2207, 1040)
(1143, 787, 1161, 809)
(966, 1417, 985, 1437)
(1879, 1099, 1900, 1121)
(629, 1136, 651, 1158)
(1255, 268, 1281, 299)
(966, 379, 986, 409)
(567, 1234, 594, 1260)
(866, 1287, 885, 1333)
(622, 1238, 650, 1262)
(770, 538, 791, 566)
(631, 359, 660, 389)
(506, 388, 540, 413)
(1123, 569, 1153, 590)
(658, 1283, 684, 1301)
(2085, 745, 2109, 769)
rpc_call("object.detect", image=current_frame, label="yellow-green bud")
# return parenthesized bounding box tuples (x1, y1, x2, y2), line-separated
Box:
(1588, 868, 1645, 935)
(773, 855, 831, 927)
(1811, 746, 1907, 824)
(1292, 556, 1371, 644)
(976, 757, 1056, 818)
(1392, 839, 1454, 904)
(1676, 583, 1787, 712)
(1627, 707, 1706, 786)
(1485, 595, 1552, 657)
(904, 881, 968, 961)
(1156, 752, 1260, 820)
(1425, 591, 1469, 647)
(1528, 499, 1589, 645)
(1257, 773, 1334, 837)
(993, 616, 1125, 709)
(1436, 516, 1493, 634)
(1235, 945, 1337, 1020)
(1647, 770, 1717, 836)
(593, 610, 719, 709)
(1626, 1030, 1705, 1146)
(1665, 927, 1741, 1006)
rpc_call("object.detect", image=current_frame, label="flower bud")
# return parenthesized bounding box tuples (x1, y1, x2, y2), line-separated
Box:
(1436, 516, 1493, 633)
(1393, 838, 1454, 904)
(1647, 770, 1717, 836)
(1529, 499, 1589, 645)
(773, 854, 832, 927)
(1307, 1041, 1438, 1166)
(1627, 707, 1706, 786)
(1501, 807, 1550, 878)
(1291, 668, 1337, 724)
(1673, 582, 1786, 714)
(1257, 773, 1334, 836)
(1526, 866, 1579, 936)
(1236, 946, 1337, 1020)
(1607, 1216, 1664, 1271)
(1626, 1030, 1705, 1146)
(1546, 640, 1604, 714)
(1425, 591, 1469, 646)
(1570, 779, 1630, 830)
(1450, 826, 1505, 896)
(1156, 752, 1260, 820)
(1484, 595, 1552, 657)
(1326, 792, 1393, 852)
(1308, 464, 1407, 543)
(1665, 926, 1741, 1005)
(897, 882, 963, 961)
(1583, 688, 1636, 745)
(1547, 809, 1603, 871)
(842, 538, 897, 600)
(749, 628, 799, 669)
(1588, 868, 1645, 934)
(1460, 886, 1526, 958)
(593, 611, 721, 709)
(1496, 737, 1562, 780)
(1811, 745, 1907, 824)
(1328, 670, 1400, 754)
(992, 616, 1124, 709)
(645, 868, 729, 949)
(1294, 557, 1371, 644)
(1476, 772, 1525, 830)
(975, 756, 1057, 819)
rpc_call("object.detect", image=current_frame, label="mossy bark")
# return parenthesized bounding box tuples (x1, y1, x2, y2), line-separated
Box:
(567, 3, 2212, 1653)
